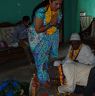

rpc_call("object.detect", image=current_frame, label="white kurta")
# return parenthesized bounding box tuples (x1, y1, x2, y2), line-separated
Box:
(67, 44, 95, 65)
(58, 44, 95, 93)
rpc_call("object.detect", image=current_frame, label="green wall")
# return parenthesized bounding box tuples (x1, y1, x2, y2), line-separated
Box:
(79, 0, 95, 16)
(64, 0, 80, 42)
(0, 0, 41, 23)
(64, 0, 95, 42)
(0, 0, 81, 42)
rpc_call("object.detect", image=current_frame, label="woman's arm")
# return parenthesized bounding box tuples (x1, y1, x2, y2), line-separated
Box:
(34, 18, 53, 33)
(34, 12, 58, 33)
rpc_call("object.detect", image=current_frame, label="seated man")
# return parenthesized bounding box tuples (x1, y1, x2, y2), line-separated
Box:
(12, 16, 34, 64)
(54, 33, 95, 96)
(13, 16, 30, 45)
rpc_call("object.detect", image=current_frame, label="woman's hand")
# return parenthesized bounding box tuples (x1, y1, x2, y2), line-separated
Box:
(34, 12, 58, 33)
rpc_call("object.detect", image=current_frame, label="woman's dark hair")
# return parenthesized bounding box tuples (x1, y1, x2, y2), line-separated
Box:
(31, 0, 49, 23)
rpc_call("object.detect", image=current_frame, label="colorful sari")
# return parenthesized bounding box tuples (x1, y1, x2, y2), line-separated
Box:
(28, 7, 62, 84)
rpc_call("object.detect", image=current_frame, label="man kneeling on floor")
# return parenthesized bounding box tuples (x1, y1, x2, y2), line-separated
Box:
(54, 33, 95, 96)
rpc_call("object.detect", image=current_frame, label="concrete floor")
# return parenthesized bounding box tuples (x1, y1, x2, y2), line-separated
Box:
(0, 45, 68, 81)
(0, 65, 35, 82)
(0, 45, 69, 95)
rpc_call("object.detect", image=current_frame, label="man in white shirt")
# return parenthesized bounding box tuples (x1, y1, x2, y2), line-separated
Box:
(55, 33, 95, 96)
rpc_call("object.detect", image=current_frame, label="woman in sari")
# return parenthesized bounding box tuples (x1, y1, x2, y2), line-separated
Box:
(28, 0, 62, 87)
